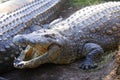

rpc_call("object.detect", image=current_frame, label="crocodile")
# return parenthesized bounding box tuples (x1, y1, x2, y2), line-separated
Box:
(0, 0, 65, 72)
(13, 2, 120, 69)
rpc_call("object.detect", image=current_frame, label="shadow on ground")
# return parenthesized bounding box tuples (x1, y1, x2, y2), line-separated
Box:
(1, 58, 115, 80)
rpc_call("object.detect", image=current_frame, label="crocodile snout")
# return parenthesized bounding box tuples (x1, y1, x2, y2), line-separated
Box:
(13, 35, 27, 46)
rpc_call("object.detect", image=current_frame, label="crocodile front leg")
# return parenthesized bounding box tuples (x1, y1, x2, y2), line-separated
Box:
(14, 45, 61, 69)
(80, 43, 104, 70)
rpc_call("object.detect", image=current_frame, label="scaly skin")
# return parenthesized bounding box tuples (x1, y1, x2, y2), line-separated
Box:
(0, 0, 34, 15)
(0, 0, 65, 72)
(13, 2, 120, 69)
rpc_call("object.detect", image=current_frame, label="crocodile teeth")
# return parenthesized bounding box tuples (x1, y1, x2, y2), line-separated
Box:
(18, 44, 27, 51)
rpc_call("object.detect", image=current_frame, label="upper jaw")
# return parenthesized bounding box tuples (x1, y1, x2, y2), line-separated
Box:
(13, 35, 52, 60)
(13, 34, 37, 48)
(13, 35, 28, 46)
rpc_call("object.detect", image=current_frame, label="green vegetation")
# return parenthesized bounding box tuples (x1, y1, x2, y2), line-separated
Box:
(68, 0, 119, 7)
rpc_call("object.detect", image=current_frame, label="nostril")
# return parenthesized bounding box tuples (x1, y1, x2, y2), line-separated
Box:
(21, 46, 26, 50)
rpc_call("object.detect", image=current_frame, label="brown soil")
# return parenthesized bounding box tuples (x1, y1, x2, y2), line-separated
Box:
(0, 5, 116, 80)
(1, 57, 115, 80)
(103, 50, 120, 80)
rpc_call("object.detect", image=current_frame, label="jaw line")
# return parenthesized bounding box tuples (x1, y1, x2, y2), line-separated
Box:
(14, 47, 49, 68)
(17, 41, 60, 62)
(14, 43, 61, 68)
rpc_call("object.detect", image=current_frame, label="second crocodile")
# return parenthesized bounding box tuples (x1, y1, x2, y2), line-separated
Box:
(0, 0, 65, 72)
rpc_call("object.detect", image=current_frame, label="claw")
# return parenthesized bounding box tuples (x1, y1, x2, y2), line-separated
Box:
(79, 60, 97, 70)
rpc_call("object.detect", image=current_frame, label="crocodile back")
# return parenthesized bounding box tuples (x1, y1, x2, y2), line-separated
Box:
(51, 2, 120, 62)
(67, 2, 120, 50)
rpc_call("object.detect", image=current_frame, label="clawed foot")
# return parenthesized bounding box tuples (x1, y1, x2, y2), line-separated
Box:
(14, 59, 26, 69)
(79, 59, 97, 70)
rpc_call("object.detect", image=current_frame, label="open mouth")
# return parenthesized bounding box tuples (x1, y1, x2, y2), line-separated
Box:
(20, 44, 48, 61)
(13, 44, 50, 69)
(13, 33, 62, 68)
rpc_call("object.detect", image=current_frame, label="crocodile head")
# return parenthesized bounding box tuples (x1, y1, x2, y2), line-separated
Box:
(13, 29, 65, 68)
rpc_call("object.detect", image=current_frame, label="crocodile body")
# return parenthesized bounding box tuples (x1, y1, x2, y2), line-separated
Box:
(13, 2, 120, 69)
(0, 0, 65, 72)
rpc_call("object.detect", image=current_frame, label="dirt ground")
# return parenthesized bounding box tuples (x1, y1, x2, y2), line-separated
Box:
(0, 4, 117, 80)
(1, 58, 115, 80)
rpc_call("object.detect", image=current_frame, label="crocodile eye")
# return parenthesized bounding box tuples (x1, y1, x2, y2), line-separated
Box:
(51, 33, 55, 37)
(44, 34, 56, 39)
